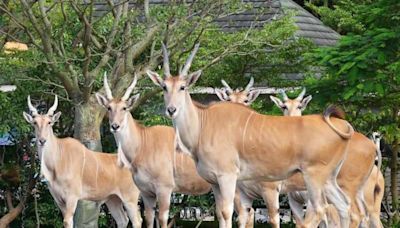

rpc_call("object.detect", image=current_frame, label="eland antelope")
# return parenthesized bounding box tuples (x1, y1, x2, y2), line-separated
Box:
(217, 84, 382, 227)
(147, 43, 355, 228)
(269, 89, 381, 227)
(364, 133, 384, 228)
(23, 96, 142, 228)
(215, 78, 283, 228)
(95, 74, 211, 228)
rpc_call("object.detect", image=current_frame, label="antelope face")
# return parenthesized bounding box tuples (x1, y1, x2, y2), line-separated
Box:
(215, 77, 260, 106)
(269, 88, 312, 116)
(147, 42, 201, 119)
(216, 89, 261, 106)
(148, 71, 202, 119)
(99, 98, 138, 132)
(96, 75, 139, 133)
(23, 96, 61, 147)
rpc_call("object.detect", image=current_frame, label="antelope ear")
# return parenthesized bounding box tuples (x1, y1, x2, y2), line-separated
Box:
(186, 70, 202, 87)
(51, 111, 62, 123)
(146, 70, 164, 87)
(270, 96, 285, 109)
(126, 94, 140, 110)
(23, 112, 33, 124)
(215, 88, 229, 101)
(95, 93, 109, 108)
(300, 95, 312, 111)
(246, 90, 260, 105)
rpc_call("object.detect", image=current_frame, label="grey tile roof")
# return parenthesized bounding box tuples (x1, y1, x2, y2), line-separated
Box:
(92, 0, 340, 47)
(282, 0, 340, 46)
(213, 0, 340, 46)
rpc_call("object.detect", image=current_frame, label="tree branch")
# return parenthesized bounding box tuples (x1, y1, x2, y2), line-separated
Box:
(125, 24, 161, 74)
(5, 190, 14, 210)
(20, 0, 53, 55)
(0, 174, 37, 228)
(0, 3, 41, 50)
(131, 88, 161, 110)
(89, 3, 123, 83)
(144, 0, 150, 23)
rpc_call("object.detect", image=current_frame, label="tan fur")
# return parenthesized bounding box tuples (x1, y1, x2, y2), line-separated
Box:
(219, 86, 375, 227)
(96, 78, 211, 228)
(364, 165, 385, 228)
(215, 86, 383, 227)
(149, 73, 355, 228)
(217, 85, 281, 228)
(23, 101, 142, 228)
(268, 92, 377, 228)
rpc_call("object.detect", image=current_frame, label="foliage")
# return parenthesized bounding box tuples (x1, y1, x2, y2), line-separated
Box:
(304, 0, 400, 131)
(304, 0, 400, 223)
(306, 0, 366, 34)
(0, 0, 314, 226)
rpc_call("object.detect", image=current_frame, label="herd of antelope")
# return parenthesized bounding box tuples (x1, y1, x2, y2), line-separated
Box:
(22, 43, 385, 228)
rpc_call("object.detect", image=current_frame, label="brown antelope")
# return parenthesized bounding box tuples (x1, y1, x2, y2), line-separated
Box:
(95, 74, 211, 228)
(364, 132, 384, 228)
(22, 96, 142, 228)
(215, 77, 260, 106)
(269, 89, 381, 227)
(147, 43, 355, 228)
(218, 84, 382, 227)
(215, 78, 282, 228)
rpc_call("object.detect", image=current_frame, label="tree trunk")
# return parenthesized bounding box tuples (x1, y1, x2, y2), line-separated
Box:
(72, 99, 104, 228)
(0, 203, 24, 228)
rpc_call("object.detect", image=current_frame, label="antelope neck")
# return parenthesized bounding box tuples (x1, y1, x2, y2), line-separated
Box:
(173, 93, 202, 154)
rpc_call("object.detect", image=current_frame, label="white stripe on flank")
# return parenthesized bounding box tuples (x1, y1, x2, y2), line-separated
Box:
(81, 147, 86, 195)
(94, 153, 99, 189)
(242, 112, 255, 154)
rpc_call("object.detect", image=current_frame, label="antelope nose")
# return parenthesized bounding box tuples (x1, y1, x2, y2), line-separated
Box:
(111, 123, 120, 131)
(38, 139, 46, 145)
(167, 106, 177, 116)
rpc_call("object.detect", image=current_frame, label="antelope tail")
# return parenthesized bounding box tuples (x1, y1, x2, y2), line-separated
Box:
(372, 132, 383, 204)
(372, 132, 382, 172)
(323, 105, 354, 139)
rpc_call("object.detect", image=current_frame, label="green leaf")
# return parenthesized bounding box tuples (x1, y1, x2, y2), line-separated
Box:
(377, 52, 386, 64)
(338, 61, 356, 74)
(343, 87, 357, 100)
(375, 84, 385, 96)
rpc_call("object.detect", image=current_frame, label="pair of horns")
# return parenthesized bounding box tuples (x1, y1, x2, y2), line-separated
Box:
(221, 77, 254, 93)
(27, 95, 58, 116)
(280, 88, 306, 101)
(161, 42, 200, 78)
(103, 72, 137, 101)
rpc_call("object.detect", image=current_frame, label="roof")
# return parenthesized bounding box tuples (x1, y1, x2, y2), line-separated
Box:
(93, 0, 340, 46)
(213, 0, 340, 46)
(281, 0, 340, 46)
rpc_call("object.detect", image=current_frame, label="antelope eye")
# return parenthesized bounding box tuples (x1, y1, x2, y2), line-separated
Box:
(48, 122, 51, 125)
(107, 107, 111, 111)
(162, 84, 167, 91)
(123, 107, 127, 111)
(33, 121, 37, 125)
(180, 85, 185, 91)
(244, 99, 249, 103)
